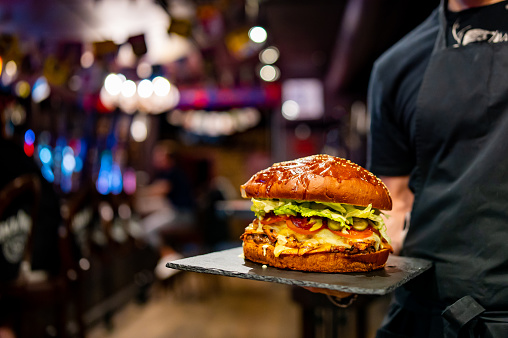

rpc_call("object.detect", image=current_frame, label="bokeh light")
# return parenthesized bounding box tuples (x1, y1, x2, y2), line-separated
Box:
(41, 165, 54, 183)
(32, 76, 51, 103)
(68, 75, 82, 92)
(259, 47, 279, 64)
(2, 60, 17, 86)
(15, 81, 31, 98)
(110, 164, 123, 195)
(152, 76, 171, 97)
(39, 147, 52, 165)
(24, 129, 35, 145)
(104, 73, 123, 96)
(282, 100, 300, 120)
(137, 79, 153, 98)
(62, 153, 76, 174)
(5, 60, 17, 77)
(131, 116, 148, 142)
(121, 80, 137, 98)
(137, 62, 153, 79)
(24, 143, 34, 157)
(123, 168, 137, 195)
(248, 26, 267, 43)
(62, 146, 76, 174)
(80, 51, 94, 69)
(259, 65, 280, 82)
(118, 203, 132, 219)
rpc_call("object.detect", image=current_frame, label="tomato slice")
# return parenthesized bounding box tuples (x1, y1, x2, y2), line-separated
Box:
(260, 215, 288, 225)
(262, 214, 374, 239)
(330, 227, 374, 239)
(285, 217, 324, 235)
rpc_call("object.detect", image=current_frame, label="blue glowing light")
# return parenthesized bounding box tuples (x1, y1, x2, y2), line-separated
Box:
(60, 174, 72, 193)
(56, 136, 67, 148)
(96, 171, 110, 195)
(62, 146, 74, 172)
(106, 134, 117, 149)
(53, 146, 62, 167)
(62, 146, 74, 156)
(74, 157, 83, 172)
(79, 139, 87, 158)
(24, 129, 35, 145)
(62, 153, 76, 174)
(39, 147, 52, 165)
(110, 164, 123, 195)
(32, 76, 50, 103)
(41, 165, 54, 183)
(96, 150, 125, 195)
(100, 151, 113, 172)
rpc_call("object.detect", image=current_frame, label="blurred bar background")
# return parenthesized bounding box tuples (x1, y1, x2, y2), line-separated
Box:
(0, 1, 438, 337)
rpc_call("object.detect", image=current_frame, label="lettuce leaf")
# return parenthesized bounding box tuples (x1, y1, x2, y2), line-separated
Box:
(250, 197, 390, 243)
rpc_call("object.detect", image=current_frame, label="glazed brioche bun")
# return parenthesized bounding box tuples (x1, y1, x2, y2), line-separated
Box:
(241, 154, 392, 210)
(243, 241, 391, 273)
(240, 154, 392, 273)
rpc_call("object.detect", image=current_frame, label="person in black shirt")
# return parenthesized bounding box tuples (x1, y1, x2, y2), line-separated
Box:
(368, 0, 508, 336)
(0, 135, 62, 336)
(135, 140, 196, 279)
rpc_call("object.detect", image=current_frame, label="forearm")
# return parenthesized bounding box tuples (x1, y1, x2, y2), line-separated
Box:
(380, 175, 414, 255)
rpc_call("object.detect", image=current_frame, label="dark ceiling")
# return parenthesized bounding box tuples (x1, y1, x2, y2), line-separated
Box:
(259, 0, 346, 79)
(258, 0, 440, 99)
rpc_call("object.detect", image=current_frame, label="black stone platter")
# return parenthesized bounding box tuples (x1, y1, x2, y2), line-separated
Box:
(166, 247, 432, 295)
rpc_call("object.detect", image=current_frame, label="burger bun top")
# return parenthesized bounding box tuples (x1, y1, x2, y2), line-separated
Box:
(240, 154, 392, 210)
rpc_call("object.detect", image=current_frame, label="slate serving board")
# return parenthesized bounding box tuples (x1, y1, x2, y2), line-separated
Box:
(166, 247, 432, 295)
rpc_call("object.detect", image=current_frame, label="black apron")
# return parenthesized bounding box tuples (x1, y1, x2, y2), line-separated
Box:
(378, 1, 508, 337)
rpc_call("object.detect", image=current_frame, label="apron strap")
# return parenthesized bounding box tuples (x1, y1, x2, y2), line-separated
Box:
(442, 295, 485, 338)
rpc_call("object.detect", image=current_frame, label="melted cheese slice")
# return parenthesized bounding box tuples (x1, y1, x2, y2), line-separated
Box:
(245, 220, 384, 257)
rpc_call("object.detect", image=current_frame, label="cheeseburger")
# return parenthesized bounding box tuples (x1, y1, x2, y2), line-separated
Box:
(240, 154, 392, 273)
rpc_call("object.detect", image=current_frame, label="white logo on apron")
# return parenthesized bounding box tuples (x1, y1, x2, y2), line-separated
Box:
(452, 22, 508, 46)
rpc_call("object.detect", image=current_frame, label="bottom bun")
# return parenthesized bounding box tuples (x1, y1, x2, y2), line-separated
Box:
(242, 241, 390, 273)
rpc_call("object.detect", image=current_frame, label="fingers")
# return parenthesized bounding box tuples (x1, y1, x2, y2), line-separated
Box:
(304, 287, 353, 299)
(303, 287, 358, 308)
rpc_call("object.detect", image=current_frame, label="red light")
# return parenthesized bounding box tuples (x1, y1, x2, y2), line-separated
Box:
(24, 143, 34, 157)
